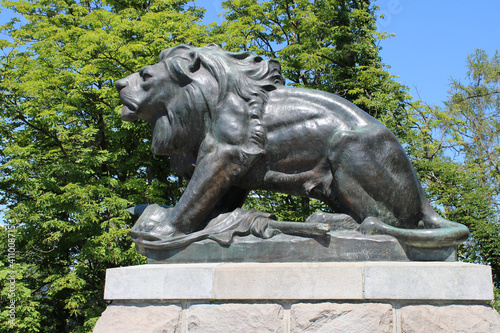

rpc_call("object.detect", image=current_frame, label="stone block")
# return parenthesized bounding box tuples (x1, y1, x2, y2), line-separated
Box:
(290, 302, 393, 333)
(187, 303, 283, 333)
(364, 262, 494, 300)
(104, 264, 217, 300)
(213, 263, 363, 300)
(95, 262, 499, 332)
(103, 262, 495, 302)
(93, 302, 182, 333)
(401, 304, 500, 332)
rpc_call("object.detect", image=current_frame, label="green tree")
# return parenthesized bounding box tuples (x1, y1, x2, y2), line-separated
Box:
(0, 0, 209, 331)
(448, 49, 499, 200)
(445, 50, 500, 283)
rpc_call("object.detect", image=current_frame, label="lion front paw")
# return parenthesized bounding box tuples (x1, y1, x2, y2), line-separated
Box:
(130, 204, 181, 241)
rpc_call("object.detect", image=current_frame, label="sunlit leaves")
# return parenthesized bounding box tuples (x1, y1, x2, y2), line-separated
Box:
(448, 50, 500, 188)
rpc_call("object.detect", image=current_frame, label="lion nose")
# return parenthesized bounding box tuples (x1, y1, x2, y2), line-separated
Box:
(115, 78, 128, 92)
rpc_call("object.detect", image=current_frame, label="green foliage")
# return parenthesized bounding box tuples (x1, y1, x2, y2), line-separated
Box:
(493, 288, 500, 312)
(445, 50, 500, 282)
(448, 49, 500, 193)
(244, 191, 331, 222)
(0, 228, 42, 332)
(0, 0, 211, 331)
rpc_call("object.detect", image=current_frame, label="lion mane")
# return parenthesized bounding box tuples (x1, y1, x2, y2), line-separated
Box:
(157, 43, 285, 166)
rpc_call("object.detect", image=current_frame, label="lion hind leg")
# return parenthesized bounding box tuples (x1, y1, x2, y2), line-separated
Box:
(359, 216, 469, 248)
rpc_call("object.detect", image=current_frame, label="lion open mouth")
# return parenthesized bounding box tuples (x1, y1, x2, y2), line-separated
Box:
(121, 104, 139, 121)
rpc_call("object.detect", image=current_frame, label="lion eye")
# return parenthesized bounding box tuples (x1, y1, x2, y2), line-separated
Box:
(139, 67, 153, 82)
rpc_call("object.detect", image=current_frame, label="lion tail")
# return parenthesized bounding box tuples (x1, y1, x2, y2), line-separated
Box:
(359, 213, 470, 248)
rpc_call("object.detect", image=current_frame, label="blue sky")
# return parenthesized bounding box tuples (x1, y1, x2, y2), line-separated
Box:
(375, 0, 499, 106)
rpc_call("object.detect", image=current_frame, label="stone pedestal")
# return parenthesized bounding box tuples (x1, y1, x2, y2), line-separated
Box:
(94, 262, 500, 332)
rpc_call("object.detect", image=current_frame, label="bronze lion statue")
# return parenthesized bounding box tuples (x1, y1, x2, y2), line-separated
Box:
(115, 43, 469, 248)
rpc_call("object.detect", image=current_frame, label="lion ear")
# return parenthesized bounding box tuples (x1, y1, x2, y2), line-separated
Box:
(168, 52, 202, 85)
(188, 51, 201, 73)
(169, 60, 192, 85)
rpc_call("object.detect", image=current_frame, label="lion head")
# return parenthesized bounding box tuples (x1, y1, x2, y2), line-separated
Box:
(116, 44, 285, 172)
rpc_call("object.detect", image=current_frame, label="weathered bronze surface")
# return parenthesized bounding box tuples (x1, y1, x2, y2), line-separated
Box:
(141, 233, 457, 264)
(116, 43, 469, 260)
